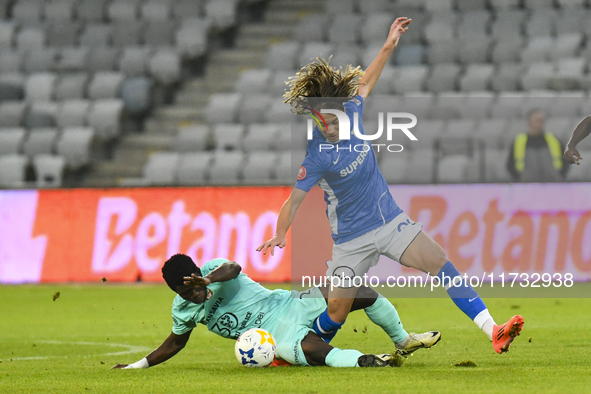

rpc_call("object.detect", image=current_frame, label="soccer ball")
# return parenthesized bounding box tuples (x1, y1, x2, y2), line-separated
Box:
(234, 328, 277, 367)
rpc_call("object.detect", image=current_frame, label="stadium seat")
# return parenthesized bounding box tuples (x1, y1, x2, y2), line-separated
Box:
(25, 102, 58, 129)
(243, 152, 277, 184)
(475, 119, 510, 149)
(0, 127, 26, 155)
(426, 64, 461, 92)
(521, 36, 553, 64)
(16, 27, 45, 51)
(545, 117, 578, 141)
(56, 47, 90, 72)
(0, 73, 24, 102)
(548, 92, 585, 118)
(144, 152, 180, 185)
(235, 69, 273, 94)
(213, 124, 245, 151)
(424, 13, 458, 44)
(380, 154, 409, 184)
(243, 124, 279, 152)
(209, 150, 244, 184)
(0, 22, 14, 51)
(177, 152, 212, 185)
(552, 34, 584, 61)
(357, 0, 390, 14)
(174, 125, 210, 152)
(0, 50, 21, 74)
(521, 62, 555, 90)
(172, 0, 202, 20)
(144, 20, 177, 47)
(54, 73, 89, 100)
(47, 22, 81, 47)
(268, 71, 295, 97)
(76, 0, 108, 23)
(119, 47, 153, 78)
(238, 94, 273, 124)
(331, 46, 361, 69)
(175, 18, 210, 59)
(12, 0, 44, 25)
(361, 43, 386, 69)
(120, 77, 154, 116)
(265, 101, 292, 124)
(0, 101, 27, 128)
(437, 155, 471, 183)
(298, 42, 334, 68)
(523, 0, 554, 9)
(555, 10, 585, 35)
(550, 58, 586, 90)
(87, 72, 125, 99)
(293, 14, 328, 42)
(458, 92, 495, 120)
(456, 0, 487, 11)
(491, 63, 524, 92)
(113, 21, 145, 47)
(0, 154, 28, 187)
(492, 39, 524, 64)
(205, 93, 241, 124)
(23, 128, 59, 156)
(44, 0, 75, 21)
(407, 148, 435, 183)
(88, 47, 120, 72)
(79, 24, 113, 47)
(393, 66, 428, 93)
(328, 14, 362, 45)
(56, 127, 95, 168)
(460, 64, 495, 92)
(458, 11, 491, 42)
(87, 99, 125, 139)
(108, 0, 140, 22)
(484, 148, 512, 182)
(394, 45, 426, 66)
(525, 10, 557, 37)
(427, 41, 459, 65)
(272, 124, 293, 151)
(556, 0, 587, 8)
(424, 0, 453, 11)
(205, 0, 238, 30)
(265, 41, 300, 71)
(56, 100, 90, 128)
(33, 154, 66, 188)
(326, 0, 355, 14)
(23, 48, 56, 73)
(275, 151, 302, 184)
(141, 0, 172, 21)
(491, 10, 526, 40)
(458, 37, 492, 65)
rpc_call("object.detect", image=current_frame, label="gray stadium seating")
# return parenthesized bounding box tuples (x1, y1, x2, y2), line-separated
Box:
(23, 128, 59, 156)
(56, 126, 95, 168)
(33, 154, 66, 188)
(0, 127, 26, 155)
(144, 152, 180, 185)
(177, 152, 212, 185)
(0, 154, 28, 187)
(174, 125, 210, 152)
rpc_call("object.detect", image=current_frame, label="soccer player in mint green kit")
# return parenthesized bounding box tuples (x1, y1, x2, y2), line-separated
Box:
(258, 17, 523, 354)
(113, 254, 440, 369)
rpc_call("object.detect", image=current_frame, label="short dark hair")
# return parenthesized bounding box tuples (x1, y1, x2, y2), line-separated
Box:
(527, 108, 544, 120)
(161, 254, 202, 291)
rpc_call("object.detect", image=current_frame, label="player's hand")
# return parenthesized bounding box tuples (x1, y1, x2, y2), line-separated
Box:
(564, 145, 582, 165)
(256, 235, 286, 256)
(111, 364, 128, 369)
(386, 17, 411, 49)
(183, 273, 211, 288)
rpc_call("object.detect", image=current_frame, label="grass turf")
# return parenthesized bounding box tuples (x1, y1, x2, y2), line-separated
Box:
(0, 284, 590, 393)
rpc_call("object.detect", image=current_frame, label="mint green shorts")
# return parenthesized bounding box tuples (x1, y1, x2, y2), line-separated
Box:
(265, 287, 326, 366)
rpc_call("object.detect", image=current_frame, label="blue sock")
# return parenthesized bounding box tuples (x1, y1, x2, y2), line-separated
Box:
(313, 310, 344, 343)
(437, 261, 487, 321)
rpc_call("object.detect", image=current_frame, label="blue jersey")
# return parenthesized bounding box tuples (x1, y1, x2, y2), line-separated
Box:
(295, 95, 402, 244)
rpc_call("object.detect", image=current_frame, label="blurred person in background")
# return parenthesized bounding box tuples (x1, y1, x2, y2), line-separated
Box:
(563, 115, 591, 165)
(507, 109, 570, 182)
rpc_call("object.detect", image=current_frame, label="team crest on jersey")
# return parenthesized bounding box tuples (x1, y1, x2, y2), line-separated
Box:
(297, 166, 307, 180)
(206, 288, 213, 301)
(352, 97, 361, 106)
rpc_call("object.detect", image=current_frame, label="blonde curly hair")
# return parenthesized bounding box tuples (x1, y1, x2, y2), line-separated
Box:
(283, 58, 365, 114)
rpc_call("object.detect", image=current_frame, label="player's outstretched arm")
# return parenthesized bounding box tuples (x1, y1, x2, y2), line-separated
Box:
(256, 187, 307, 256)
(357, 17, 411, 98)
(183, 262, 241, 287)
(564, 115, 591, 165)
(112, 330, 192, 369)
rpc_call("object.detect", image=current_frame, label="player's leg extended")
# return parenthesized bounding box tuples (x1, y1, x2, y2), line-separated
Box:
(400, 231, 524, 353)
(314, 240, 378, 343)
(301, 332, 395, 368)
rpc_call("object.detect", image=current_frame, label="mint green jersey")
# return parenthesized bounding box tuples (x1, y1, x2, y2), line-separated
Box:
(171, 258, 291, 339)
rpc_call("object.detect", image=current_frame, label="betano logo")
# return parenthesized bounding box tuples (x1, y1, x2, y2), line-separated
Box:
(305, 108, 418, 153)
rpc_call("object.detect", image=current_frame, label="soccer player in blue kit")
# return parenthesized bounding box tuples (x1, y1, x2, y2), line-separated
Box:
(257, 17, 524, 354)
(113, 254, 440, 369)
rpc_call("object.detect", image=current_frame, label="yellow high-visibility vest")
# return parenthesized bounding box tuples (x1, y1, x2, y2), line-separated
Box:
(513, 132, 563, 173)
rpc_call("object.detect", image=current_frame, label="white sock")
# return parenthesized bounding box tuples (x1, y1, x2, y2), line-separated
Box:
(473, 309, 496, 341)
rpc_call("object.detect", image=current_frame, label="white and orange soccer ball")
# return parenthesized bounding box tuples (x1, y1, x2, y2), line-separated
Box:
(234, 328, 277, 367)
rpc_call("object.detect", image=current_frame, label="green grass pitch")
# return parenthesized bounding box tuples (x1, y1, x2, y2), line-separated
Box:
(1, 284, 590, 393)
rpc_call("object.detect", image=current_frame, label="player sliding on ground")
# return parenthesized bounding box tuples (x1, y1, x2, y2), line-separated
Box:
(564, 115, 591, 165)
(113, 254, 441, 369)
(257, 17, 524, 354)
